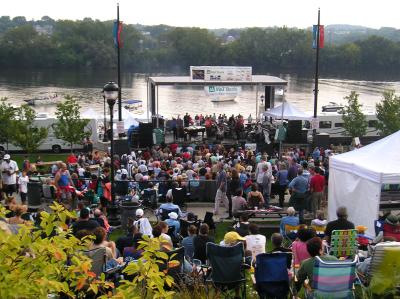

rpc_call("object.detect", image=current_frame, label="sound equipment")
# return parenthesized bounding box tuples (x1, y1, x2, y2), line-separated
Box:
(137, 122, 153, 147)
(286, 120, 305, 143)
(264, 86, 275, 109)
(114, 138, 130, 156)
(315, 133, 330, 149)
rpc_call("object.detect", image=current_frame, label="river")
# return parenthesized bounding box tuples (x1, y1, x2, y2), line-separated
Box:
(0, 69, 399, 119)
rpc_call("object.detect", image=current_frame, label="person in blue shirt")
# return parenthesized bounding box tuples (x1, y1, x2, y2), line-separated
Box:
(312, 147, 320, 162)
(288, 168, 309, 223)
(159, 196, 183, 217)
(181, 225, 197, 261)
(165, 212, 180, 237)
(280, 207, 300, 236)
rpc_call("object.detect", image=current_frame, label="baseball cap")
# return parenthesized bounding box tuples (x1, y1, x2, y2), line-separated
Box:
(224, 231, 245, 245)
(136, 208, 144, 217)
(168, 212, 178, 220)
(3, 154, 10, 160)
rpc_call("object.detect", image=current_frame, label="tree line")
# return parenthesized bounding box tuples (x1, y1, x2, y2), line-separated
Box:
(1, 16, 400, 72)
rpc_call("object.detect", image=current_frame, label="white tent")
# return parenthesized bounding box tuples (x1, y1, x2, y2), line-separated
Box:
(262, 102, 312, 120)
(328, 130, 400, 237)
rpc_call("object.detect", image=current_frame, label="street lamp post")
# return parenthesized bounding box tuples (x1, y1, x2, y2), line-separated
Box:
(103, 81, 119, 204)
(102, 90, 108, 142)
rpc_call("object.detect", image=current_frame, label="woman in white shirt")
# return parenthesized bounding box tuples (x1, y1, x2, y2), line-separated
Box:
(18, 171, 29, 204)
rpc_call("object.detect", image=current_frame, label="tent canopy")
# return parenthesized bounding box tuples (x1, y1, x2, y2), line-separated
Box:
(330, 130, 400, 184)
(328, 130, 400, 237)
(262, 102, 312, 120)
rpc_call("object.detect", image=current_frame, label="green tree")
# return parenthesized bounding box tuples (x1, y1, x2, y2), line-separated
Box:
(376, 90, 400, 136)
(340, 91, 368, 138)
(53, 96, 90, 152)
(12, 105, 48, 153)
(0, 97, 16, 150)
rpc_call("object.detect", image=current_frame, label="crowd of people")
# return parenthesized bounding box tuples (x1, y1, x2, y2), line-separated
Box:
(1, 140, 399, 297)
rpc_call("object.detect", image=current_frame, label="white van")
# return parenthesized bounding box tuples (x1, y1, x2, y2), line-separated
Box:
(0, 115, 98, 153)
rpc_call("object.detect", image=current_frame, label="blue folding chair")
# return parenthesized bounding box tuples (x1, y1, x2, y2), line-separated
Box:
(254, 252, 292, 299)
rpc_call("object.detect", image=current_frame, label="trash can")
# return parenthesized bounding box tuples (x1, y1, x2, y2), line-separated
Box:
(152, 128, 165, 144)
(27, 181, 42, 207)
(120, 201, 140, 230)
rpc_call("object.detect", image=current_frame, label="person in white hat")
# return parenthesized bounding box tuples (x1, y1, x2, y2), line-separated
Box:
(1, 154, 19, 197)
(133, 208, 153, 237)
(165, 211, 180, 237)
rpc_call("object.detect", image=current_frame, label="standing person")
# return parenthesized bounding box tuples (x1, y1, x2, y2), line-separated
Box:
(309, 167, 325, 218)
(176, 115, 184, 141)
(22, 156, 31, 173)
(276, 162, 289, 207)
(214, 162, 229, 216)
(0, 154, 19, 197)
(171, 117, 177, 141)
(288, 168, 309, 223)
(18, 171, 29, 205)
(228, 169, 241, 218)
(255, 156, 268, 194)
(261, 164, 271, 208)
(287, 158, 299, 183)
(54, 163, 74, 205)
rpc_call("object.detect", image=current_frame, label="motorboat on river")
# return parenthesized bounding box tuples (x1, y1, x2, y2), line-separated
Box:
(322, 102, 344, 112)
(123, 99, 144, 113)
(24, 93, 59, 106)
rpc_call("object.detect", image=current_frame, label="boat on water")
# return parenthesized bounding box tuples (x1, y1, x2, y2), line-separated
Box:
(210, 96, 237, 102)
(123, 99, 144, 113)
(24, 94, 59, 106)
(322, 102, 344, 112)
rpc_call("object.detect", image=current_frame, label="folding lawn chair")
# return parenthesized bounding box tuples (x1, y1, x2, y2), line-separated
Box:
(283, 224, 300, 248)
(205, 242, 247, 298)
(310, 256, 357, 299)
(357, 242, 400, 297)
(253, 252, 293, 299)
(311, 225, 326, 239)
(329, 229, 358, 259)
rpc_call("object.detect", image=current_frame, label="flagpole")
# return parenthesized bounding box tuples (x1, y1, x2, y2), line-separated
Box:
(313, 8, 320, 147)
(117, 3, 122, 122)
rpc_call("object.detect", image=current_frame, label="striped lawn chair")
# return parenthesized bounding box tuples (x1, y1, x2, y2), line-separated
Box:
(311, 256, 357, 299)
(329, 229, 358, 259)
(358, 242, 400, 297)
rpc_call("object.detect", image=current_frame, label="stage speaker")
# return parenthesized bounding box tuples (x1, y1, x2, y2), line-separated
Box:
(287, 120, 305, 143)
(114, 138, 130, 156)
(138, 122, 153, 147)
(264, 86, 275, 109)
(315, 133, 330, 149)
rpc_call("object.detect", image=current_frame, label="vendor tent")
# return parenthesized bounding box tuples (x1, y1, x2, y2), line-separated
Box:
(262, 102, 311, 120)
(328, 130, 400, 236)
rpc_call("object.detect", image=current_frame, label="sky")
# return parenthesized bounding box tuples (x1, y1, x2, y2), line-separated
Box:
(3, 0, 400, 29)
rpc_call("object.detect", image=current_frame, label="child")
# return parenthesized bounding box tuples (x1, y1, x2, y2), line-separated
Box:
(19, 171, 29, 205)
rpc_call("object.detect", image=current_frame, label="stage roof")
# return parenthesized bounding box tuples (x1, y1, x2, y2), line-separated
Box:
(148, 75, 287, 86)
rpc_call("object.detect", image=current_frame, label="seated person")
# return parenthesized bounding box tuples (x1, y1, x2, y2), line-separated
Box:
(269, 233, 292, 269)
(232, 188, 247, 217)
(324, 206, 355, 244)
(296, 237, 338, 292)
(123, 233, 144, 262)
(94, 208, 110, 233)
(134, 208, 153, 237)
(116, 225, 138, 254)
(165, 212, 180, 237)
(159, 196, 183, 218)
(220, 231, 253, 266)
(234, 214, 250, 237)
(374, 214, 400, 243)
(154, 221, 173, 247)
(90, 227, 118, 259)
(193, 223, 214, 264)
(181, 225, 197, 261)
(7, 205, 29, 225)
(72, 208, 100, 236)
(247, 183, 264, 209)
(245, 223, 266, 260)
(311, 210, 328, 226)
(279, 207, 299, 236)
(292, 225, 316, 267)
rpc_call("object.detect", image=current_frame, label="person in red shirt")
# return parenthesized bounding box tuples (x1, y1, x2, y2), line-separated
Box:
(309, 167, 325, 218)
(67, 153, 78, 165)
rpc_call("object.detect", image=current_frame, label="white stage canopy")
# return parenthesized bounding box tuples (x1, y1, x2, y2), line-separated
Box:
(328, 130, 400, 236)
(262, 102, 312, 120)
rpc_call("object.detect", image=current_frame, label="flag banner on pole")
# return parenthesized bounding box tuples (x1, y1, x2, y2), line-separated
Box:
(312, 25, 324, 49)
(113, 21, 123, 48)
